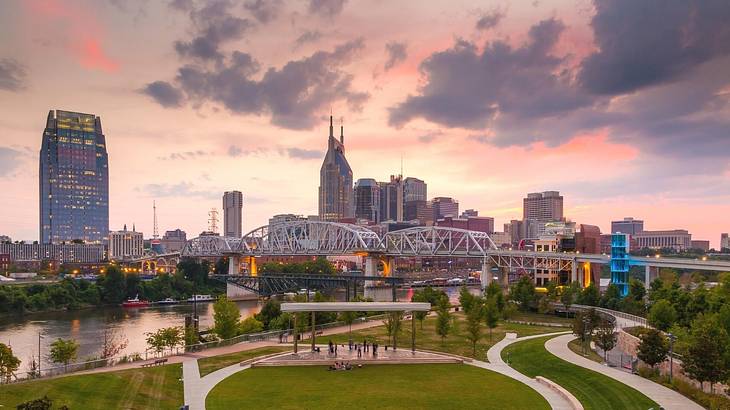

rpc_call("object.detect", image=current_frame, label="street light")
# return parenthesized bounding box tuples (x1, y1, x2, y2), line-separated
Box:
(668, 332, 676, 383)
(38, 333, 44, 378)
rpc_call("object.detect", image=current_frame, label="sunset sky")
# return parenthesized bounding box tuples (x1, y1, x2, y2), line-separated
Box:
(0, 0, 729, 247)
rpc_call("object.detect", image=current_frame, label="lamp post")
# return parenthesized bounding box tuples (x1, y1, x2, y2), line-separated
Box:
(668, 332, 676, 383)
(38, 333, 43, 378)
(582, 316, 590, 356)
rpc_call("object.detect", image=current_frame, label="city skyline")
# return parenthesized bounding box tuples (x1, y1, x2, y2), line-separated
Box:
(1, 1, 729, 247)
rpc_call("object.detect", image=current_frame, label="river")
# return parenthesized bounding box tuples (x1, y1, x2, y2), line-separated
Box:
(0, 286, 475, 373)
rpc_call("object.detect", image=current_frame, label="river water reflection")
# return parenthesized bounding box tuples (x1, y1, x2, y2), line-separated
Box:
(0, 286, 474, 373)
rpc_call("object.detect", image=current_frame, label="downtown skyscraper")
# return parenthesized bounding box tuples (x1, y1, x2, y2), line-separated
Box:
(223, 190, 243, 237)
(40, 110, 109, 244)
(318, 116, 353, 221)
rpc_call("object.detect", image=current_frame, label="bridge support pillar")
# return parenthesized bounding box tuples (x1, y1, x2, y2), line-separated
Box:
(228, 256, 240, 275)
(380, 256, 394, 277)
(644, 266, 657, 286)
(480, 259, 493, 293)
(571, 261, 578, 283)
(502, 267, 509, 287)
(364, 256, 378, 278)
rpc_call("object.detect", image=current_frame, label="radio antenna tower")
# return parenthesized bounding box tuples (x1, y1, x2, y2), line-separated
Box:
(152, 200, 159, 239)
(208, 208, 219, 234)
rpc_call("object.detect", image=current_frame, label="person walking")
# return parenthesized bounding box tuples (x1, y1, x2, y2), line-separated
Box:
(357, 346, 362, 358)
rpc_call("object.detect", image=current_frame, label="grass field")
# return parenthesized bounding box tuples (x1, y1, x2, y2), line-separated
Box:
(198, 346, 291, 376)
(206, 364, 550, 410)
(0, 364, 183, 410)
(314, 312, 561, 361)
(502, 336, 658, 410)
(567, 337, 604, 363)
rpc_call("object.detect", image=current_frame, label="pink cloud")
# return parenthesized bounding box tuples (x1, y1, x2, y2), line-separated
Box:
(26, 0, 120, 73)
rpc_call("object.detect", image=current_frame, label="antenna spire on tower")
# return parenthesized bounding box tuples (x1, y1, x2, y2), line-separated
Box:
(329, 113, 334, 138)
(153, 200, 159, 239)
(340, 116, 344, 144)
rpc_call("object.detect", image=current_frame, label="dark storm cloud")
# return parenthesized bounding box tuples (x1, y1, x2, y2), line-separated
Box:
(293, 30, 323, 49)
(389, 19, 591, 130)
(174, 1, 253, 63)
(0, 58, 27, 92)
(579, 0, 730, 95)
(475, 8, 505, 31)
(308, 0, 347, 17)
(140, 81, 185, 107)
(165, 39, 369, 129)
(244, 0, 282, 23)
(384, 41, 407, 71)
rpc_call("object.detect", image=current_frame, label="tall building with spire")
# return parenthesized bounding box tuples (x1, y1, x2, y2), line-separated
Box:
(318, 116, 353, 221)
(40, 110, 109, 244)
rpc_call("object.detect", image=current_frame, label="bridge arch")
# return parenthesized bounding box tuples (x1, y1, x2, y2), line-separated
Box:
(384, 226, 497, 257)
(236, 220, 383, 255)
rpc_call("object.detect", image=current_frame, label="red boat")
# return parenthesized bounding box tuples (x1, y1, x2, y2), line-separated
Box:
(122, 295, 150, 308)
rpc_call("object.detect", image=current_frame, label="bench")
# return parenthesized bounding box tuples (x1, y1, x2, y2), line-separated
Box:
(141, 358, 168, 368)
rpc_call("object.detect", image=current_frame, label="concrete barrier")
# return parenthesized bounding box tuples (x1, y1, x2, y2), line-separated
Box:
(535, 376, 583, 410)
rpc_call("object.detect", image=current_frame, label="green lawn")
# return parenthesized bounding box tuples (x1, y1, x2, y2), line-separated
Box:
(567, 337, 604, 363)
(314, 312, 562, 361)
(198, 346, 291, 377)
(206, 364, 550, 409)
(0, 364, 183, 410)
(502, 336, 658, 410)
(509, 312, 573, 325)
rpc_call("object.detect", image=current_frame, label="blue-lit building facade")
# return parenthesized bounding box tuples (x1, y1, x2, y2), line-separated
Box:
(40, 110, 109, 244)
(610, 233, 630, 297)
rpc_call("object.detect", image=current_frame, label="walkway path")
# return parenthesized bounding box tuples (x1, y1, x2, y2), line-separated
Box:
(474, 331, 576, 410)
(545, 334, 702, 410)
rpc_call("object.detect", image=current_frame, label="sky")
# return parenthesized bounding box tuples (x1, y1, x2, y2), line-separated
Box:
(0, 0, 729, 248)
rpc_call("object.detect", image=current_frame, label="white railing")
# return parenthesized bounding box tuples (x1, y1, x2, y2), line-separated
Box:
(568, 304, 648, 328)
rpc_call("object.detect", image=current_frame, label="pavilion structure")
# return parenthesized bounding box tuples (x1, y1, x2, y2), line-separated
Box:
(281, 302, 431, 353)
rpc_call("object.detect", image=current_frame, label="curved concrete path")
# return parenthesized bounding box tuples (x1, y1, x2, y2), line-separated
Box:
(477, 331, 576, 410)
(545, 334, 702, 410)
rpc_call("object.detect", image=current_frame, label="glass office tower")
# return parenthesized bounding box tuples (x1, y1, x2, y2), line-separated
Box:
(318, 116, 353, 221)
(40, 110, 109, 244)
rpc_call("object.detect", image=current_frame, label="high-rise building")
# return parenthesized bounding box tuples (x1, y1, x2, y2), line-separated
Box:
(634, 230, 692, 251)
(611, 217, 644, 235)
(403, 177, 427, 202)
(378, 175, 403, 222)
(432, 197, 459, 220)
(523, 191, 563, 222)
(354, 178, 380, 223)
(318, 116, 353, 221)
(161, 229, 187, 253)
(691, 240, 710, 252)
(223, 191, 243, 237)
(436, 216, 494, 233)
(108, 224, 144, 260)
(40, 110, 109, 244)
(461, 209, 478, 218)
(721, 233, 729, 251)
(404, 200, 433, 224)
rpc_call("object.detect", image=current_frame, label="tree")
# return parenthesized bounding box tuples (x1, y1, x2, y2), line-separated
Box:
(464, 297, 484, 356)
(485, 281, 505, 312)
(238, 317, 264, 334)
(682, 314, 730, 392)
(435, 296, 452, 343)
(146, 327, 183, 355)
(101, 328, 128, 360)
(214, 257, 229, 275)
(49, 338, 79, 371)
(99, 265, 126, 304)
(484, 298, 500, 341)
(592, 319, 617, 362)
(0, 343, 21, 383)
(383, 311, 404, 349)
(254, 299, 281, 330)
(510, 276, 536, 312)
(16, 396, 63, 410)
(637, 328, 668, 370)
(561, 284, 576, 312)
(647, 299, 677, 331)
(578, 283, 600, 306)
(212, 296, 241, 339)
(146, 329, 166, 355)
(411, 293, 428, 329)
(459, 285, 477, 314)
(572, 309, 600, 352)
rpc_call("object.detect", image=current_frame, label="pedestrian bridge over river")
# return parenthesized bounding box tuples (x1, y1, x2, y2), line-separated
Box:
(175, 220, 730, 287)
